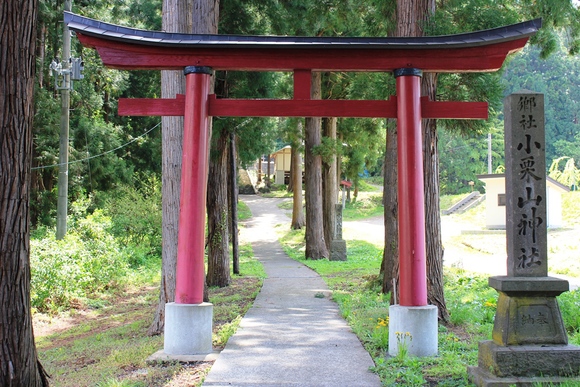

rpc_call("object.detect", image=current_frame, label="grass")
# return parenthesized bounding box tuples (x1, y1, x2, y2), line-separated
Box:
(279, 227, 580, 385)
(258, 184, 293, 198)
(562, 191, 580, 226)
(237, 200, 252, 221)
(342, 192, 384, 220)
(34, 187, 580, 386)
(277, 187, 580, 385)
(35, 242, 264, 387)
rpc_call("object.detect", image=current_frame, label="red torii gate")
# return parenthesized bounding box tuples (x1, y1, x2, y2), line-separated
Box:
(65, 12, 539, 357)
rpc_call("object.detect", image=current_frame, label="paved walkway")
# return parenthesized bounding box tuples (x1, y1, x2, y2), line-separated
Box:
(203, 195, 381, 387)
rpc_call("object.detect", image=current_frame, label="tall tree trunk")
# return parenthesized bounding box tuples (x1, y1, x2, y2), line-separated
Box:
(382, 119, 399, 302)
(149, 0, 219, 336)
(207, 129, 230, 287)
(288, 154, 294, 192)
(385, 0, 448, 321)
(229, 132, 239, 275)
(291, 122, 305, 229)
(266, 154, 271, 187)
(0, 1, 49, 384)
(422, 74, 449, 322)
(305, 72, 329, 259)
(323, 117, 338, 251)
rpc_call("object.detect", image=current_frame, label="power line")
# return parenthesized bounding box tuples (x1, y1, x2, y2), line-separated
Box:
(32, 121, 161, 170)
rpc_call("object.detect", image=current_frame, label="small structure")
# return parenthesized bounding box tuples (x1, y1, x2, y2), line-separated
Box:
(477, 174, 569, 229)
(272, 145, 292, 185)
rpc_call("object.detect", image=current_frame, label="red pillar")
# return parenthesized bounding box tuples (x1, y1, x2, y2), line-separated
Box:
(395, 68, 428, 307)
(175, 66, 212, 304)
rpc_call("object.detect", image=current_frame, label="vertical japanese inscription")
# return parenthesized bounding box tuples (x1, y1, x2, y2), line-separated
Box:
(505, 92, 547, 277)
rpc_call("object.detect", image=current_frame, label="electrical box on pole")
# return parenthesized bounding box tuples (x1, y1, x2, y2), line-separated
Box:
(71, 57, 84, 80)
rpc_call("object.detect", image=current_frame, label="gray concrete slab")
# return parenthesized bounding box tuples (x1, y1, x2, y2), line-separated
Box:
(202, 195, 381, 387)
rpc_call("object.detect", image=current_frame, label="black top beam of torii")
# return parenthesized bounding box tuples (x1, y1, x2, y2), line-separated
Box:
(65, 13, 540, 119)
(65, 12, 540, 73)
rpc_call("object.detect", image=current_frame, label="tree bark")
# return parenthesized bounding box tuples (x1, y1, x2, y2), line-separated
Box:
(323, 117, 338, 251)
(149, 0, 219, 336)
(0, 1, 49, 384)
(229, 132, 239, 275)
(266, 154, 271, 187)
(207, 129, 230, 287)
(304, 72, 329, 259)
(382, 120, 399, 302)
(291, 122, 305, 229)
(422, 73, 449, 322)
(383, 0, 448, 322)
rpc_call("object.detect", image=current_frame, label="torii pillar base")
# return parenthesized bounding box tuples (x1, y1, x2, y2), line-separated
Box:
(164, 302, 213, 356)
(388, 305, 438, 357)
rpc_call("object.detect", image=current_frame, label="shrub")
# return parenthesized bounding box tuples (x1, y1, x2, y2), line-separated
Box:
(30, 209, 128, 312)
(102, 176, 162, 263)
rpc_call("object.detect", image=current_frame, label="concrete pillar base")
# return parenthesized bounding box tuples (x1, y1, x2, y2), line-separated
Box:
(388, 304, 438, 357)
(164, 302, 213, 355)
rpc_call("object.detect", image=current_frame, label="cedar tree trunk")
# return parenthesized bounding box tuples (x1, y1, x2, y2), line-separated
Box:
(422, 73, 449, 322)
(304, 72, 329, 259)
(383, 0, 448, 322)
(322, 117, 338, 251)
(206, 128, 231, 287)
(291, 122, 305, 229)
(382, 120, 399, 301)
(149, 0, 219, 335)
(0, 0, 49, 384)
(229, 132, 239, 275)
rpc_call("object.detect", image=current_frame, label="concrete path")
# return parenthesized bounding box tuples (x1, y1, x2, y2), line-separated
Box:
(203, 195, 381, 387)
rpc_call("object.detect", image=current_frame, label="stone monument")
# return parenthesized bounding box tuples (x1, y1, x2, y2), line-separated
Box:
(468, 91, 580, 386)
(330, 203, 347, 261)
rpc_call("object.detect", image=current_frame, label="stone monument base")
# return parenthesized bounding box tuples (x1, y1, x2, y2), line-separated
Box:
(488, 276, 569, 346)
(388, 304, 438, 357)
(468, 364, 580, 387)
(330, 239, 347, 261)
(472, 341, 580, 378)
(164, 302, 213, 356)
(468, 276, 580, 386)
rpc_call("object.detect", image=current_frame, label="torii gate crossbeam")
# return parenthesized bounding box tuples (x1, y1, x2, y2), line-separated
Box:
(65, 12, 540, 357)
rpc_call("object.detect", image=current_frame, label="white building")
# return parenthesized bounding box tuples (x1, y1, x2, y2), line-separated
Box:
(477, 174, 569, 229)
(272, 145, 292, 185)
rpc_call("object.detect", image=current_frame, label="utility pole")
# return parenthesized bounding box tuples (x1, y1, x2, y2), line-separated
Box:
(56, 0, 72, 240)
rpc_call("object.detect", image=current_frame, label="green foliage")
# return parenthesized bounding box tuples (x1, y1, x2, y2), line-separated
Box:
(549, 157, 580, 189)
(444, 270, 497, 327)
(438, 124, 504, 195)
(559, 290, 580, 336)
(32, 0, 163, 227)
(30, 176, 165, 313)
(30, 209, 128, 312)
(503, 35, 580, 165)
(101, 175, 162, 265)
